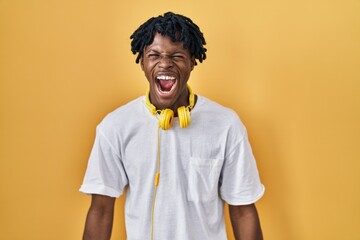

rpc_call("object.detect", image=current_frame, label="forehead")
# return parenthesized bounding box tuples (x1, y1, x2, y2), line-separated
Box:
(144, 32, 189, 53)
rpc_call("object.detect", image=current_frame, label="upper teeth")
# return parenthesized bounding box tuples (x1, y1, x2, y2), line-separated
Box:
(157, 76, 175, 80)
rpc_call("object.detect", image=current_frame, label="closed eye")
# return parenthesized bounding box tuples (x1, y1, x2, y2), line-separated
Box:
(147, 54, 160, 60)
(172, 55, 185, 60)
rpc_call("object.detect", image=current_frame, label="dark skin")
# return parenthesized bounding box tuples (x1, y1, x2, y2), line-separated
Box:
(83, 195, 263, 240)
(140, 33, 195, 114)
(229, 204, 263, 240)
(83, 195, 115, 240)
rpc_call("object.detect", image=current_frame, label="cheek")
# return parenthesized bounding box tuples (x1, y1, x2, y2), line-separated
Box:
(144, 70, 152, 80)
(142, 65, 155, 81)
(182, 65, 193, 77)
(143, 61, 157, 73)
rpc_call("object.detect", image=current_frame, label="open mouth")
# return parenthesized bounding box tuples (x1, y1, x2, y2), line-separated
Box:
(156, 75, 177, 95)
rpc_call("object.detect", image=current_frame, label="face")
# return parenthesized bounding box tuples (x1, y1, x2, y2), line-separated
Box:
(141, 32, 195, 111)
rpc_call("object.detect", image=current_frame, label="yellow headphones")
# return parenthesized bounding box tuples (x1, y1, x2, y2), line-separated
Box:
(145, 85, 195, 130)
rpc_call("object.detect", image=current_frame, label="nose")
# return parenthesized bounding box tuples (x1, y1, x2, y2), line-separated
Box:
(158, 55, 173, 68)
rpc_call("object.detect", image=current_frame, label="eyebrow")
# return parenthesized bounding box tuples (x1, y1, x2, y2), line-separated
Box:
(145, 49, 160, 54)
(145, 49, 187, 55)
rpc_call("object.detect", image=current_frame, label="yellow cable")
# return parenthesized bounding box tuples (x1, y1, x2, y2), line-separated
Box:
(151, 127, 161, 240)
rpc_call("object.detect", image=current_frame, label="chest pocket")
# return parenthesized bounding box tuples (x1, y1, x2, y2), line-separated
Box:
(187, 157, 224, 202)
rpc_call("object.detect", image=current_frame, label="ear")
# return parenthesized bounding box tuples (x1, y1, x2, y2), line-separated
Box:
(191, 58, 196, 71)
(140, 58, 144, 71)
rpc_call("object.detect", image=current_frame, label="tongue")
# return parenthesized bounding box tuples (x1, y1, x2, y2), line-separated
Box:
(159, 80, 175, 91)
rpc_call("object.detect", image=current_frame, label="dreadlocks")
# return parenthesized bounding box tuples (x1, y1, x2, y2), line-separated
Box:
(130, 12, 207, 65)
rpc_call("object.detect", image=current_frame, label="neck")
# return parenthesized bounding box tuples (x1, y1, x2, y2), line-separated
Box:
(145, 85, 196, 116)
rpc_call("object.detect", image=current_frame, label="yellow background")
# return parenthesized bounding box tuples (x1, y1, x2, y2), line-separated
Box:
(1, 0, 359, 239)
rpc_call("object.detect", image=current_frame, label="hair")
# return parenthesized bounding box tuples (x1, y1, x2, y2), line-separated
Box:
(130, 12, 207, 65)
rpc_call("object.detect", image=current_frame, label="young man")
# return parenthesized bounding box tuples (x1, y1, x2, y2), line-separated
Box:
(80, 12, 265, 240)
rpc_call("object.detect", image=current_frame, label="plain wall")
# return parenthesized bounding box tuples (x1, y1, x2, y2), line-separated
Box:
(0, 0, 359, 239)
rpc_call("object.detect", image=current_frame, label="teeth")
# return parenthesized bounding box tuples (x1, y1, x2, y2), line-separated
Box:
(157, 75, 175, 81)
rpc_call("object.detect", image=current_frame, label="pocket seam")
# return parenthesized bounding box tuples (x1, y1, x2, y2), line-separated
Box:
(187, 157, 224, 202)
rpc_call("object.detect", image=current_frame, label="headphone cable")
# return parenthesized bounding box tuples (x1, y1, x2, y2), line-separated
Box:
(151, 126, 161, 240)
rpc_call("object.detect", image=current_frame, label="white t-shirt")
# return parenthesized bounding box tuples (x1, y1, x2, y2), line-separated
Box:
(80, 95, 265, 240)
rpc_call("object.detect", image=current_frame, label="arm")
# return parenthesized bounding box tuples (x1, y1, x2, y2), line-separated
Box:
(83, 194, 116, 240)
(229, 204, 263, 240)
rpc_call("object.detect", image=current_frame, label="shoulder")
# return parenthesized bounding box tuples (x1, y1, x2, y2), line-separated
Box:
(195, 96, 245, 127)
(97, 96, 146, 133)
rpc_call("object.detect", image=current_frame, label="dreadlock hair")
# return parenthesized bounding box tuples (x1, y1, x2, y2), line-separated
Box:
(130, 12, 207, 65)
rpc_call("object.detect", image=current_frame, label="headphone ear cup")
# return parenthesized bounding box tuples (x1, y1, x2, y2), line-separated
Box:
(159, 109, 174, 130)
(178, 106, 191, 128)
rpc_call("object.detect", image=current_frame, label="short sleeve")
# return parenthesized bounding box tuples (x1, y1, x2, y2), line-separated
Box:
(220, 133, 265, 205)
(79, 127, 128, 198)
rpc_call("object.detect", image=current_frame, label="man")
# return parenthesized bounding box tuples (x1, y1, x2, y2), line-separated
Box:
(80, 12, 265, 240)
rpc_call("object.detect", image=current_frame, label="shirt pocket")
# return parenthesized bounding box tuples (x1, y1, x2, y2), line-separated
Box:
(187, 157, 224, 202)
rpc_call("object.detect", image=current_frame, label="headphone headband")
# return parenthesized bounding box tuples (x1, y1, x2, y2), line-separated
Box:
(145, 84, 195, 115)
(145, 85, 195, 130)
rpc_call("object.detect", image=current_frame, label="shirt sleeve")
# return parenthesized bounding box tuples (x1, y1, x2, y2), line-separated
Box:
(220, 130, 265, 205)
(79, 126, 128, 198)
